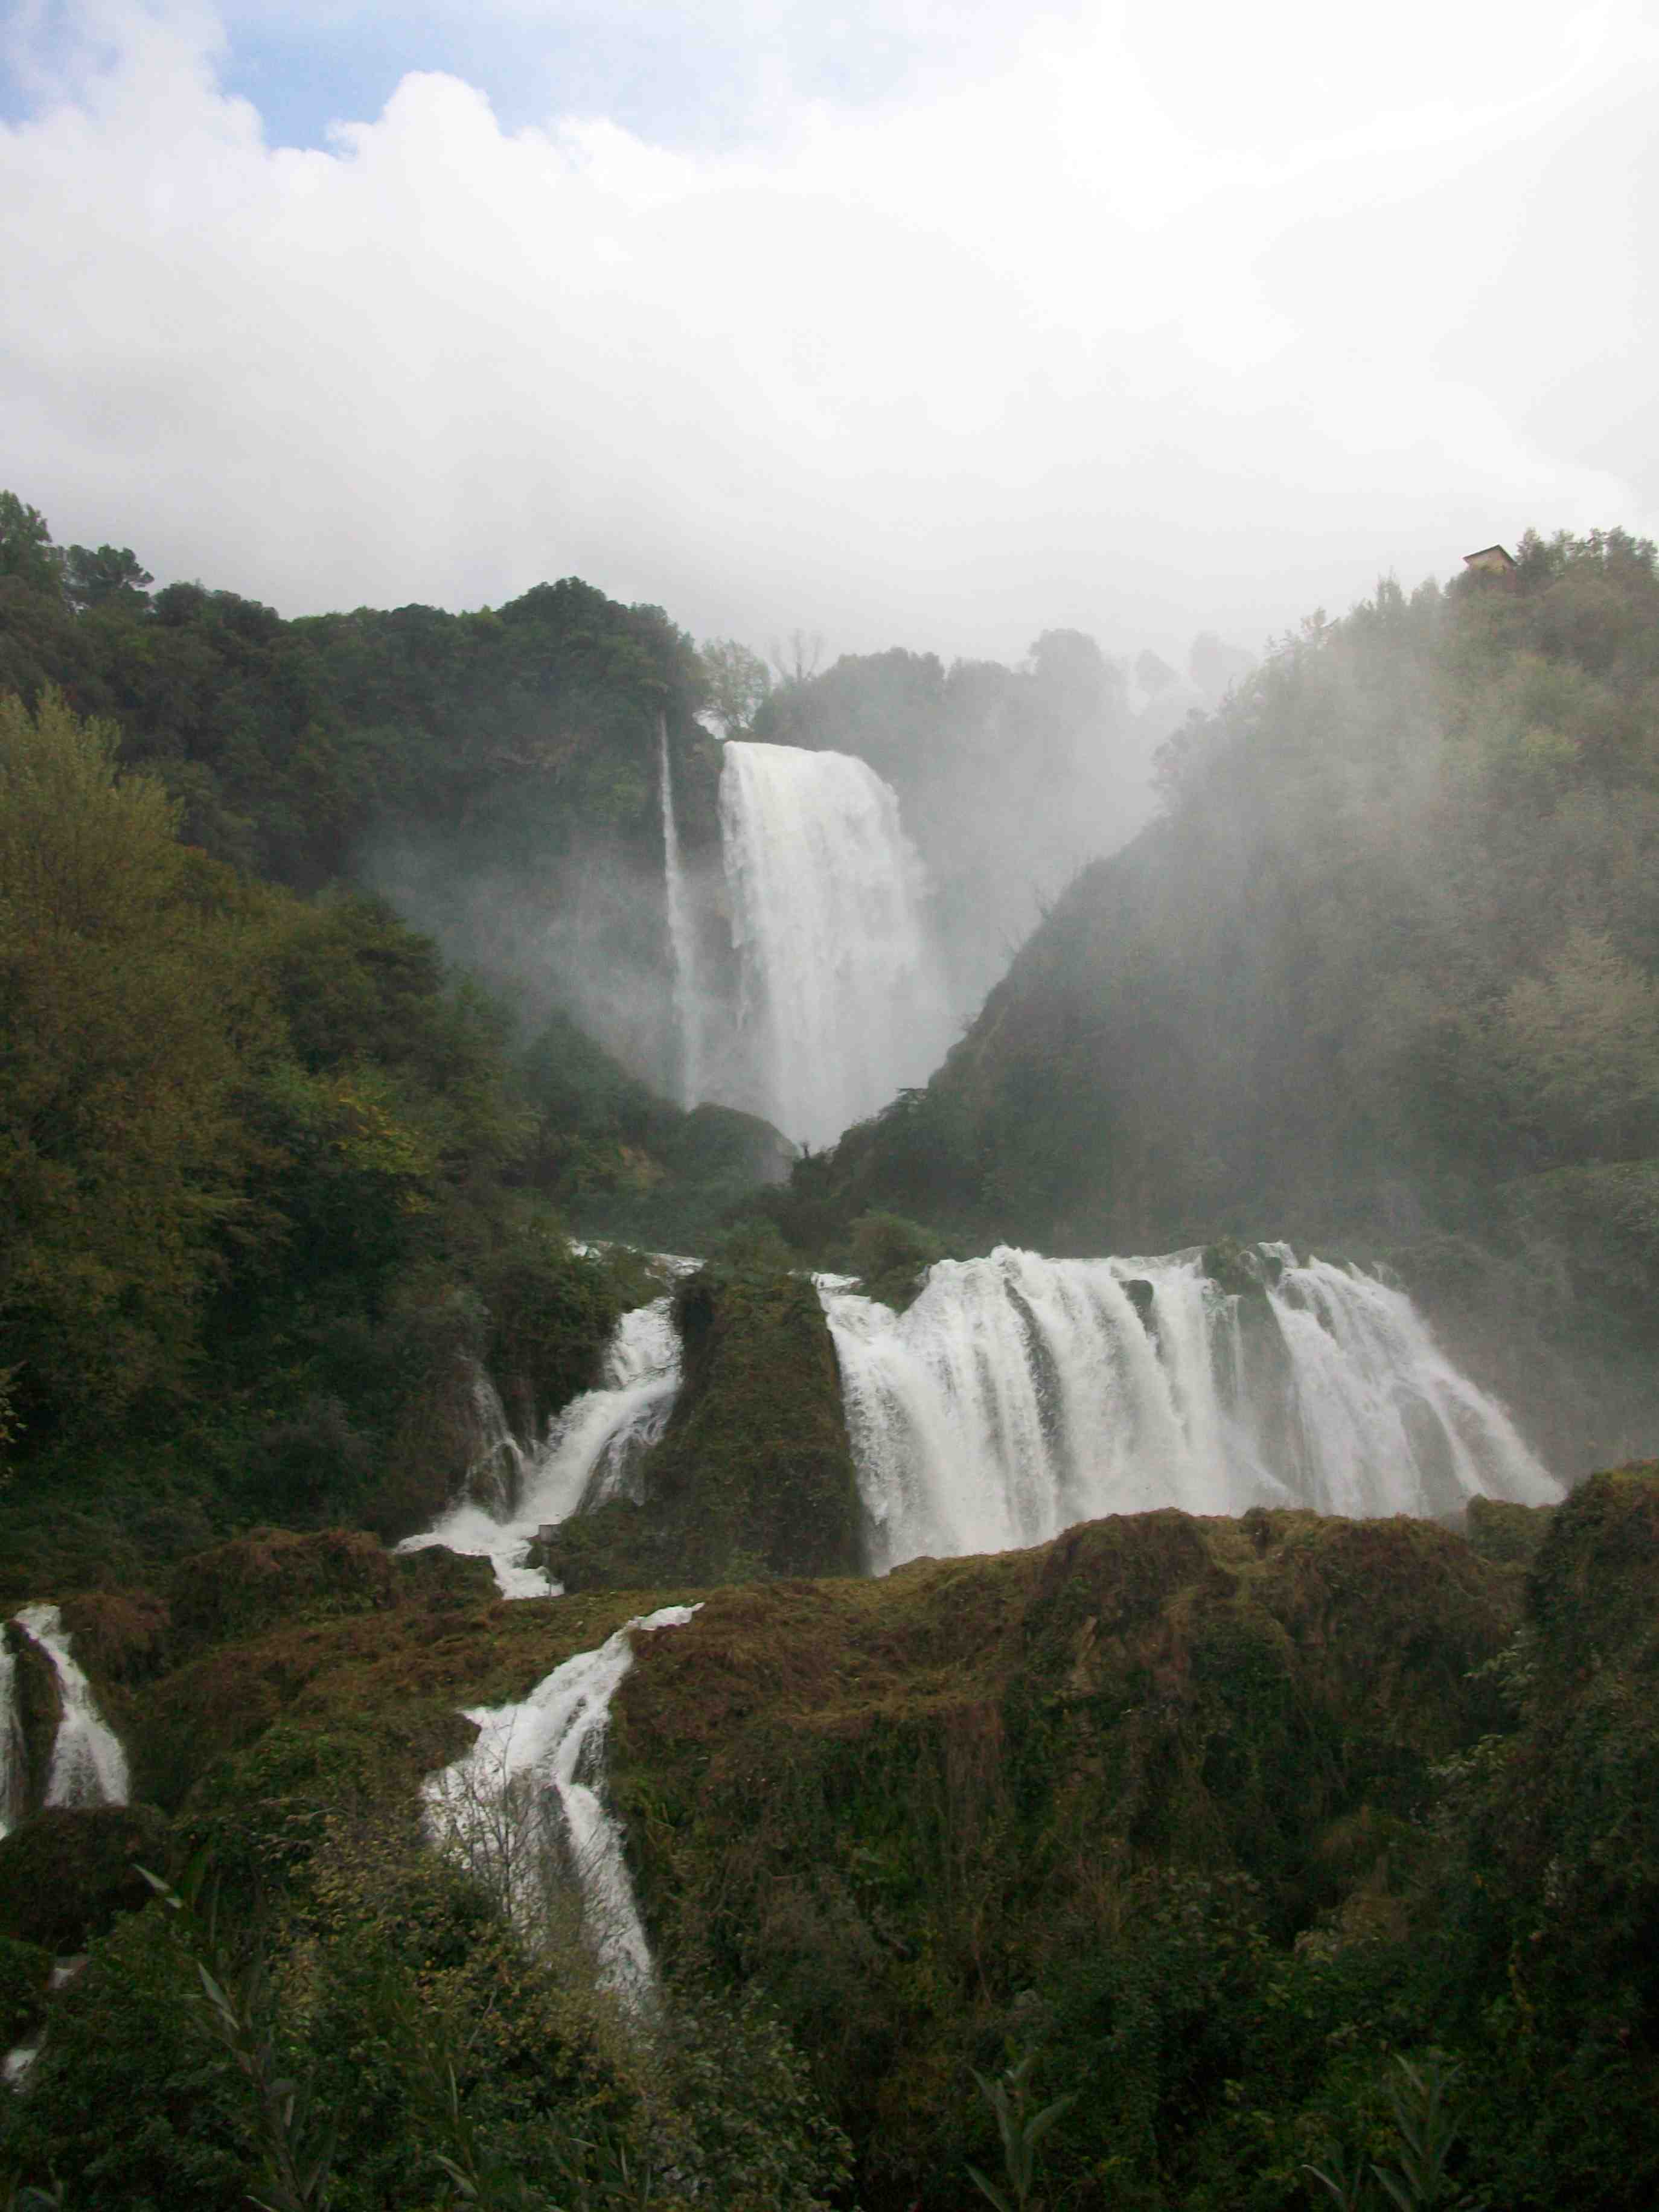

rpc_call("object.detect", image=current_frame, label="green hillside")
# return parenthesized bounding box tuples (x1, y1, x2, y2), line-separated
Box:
(779, 532, 1659, 1468)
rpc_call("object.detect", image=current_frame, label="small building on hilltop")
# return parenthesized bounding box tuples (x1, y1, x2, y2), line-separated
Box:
(1463, 543, 1518, 580)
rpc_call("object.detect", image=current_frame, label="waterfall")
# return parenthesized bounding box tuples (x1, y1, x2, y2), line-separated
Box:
(719, 741, 951, 1149)
(400, 1296, 684, 1599)
(463, 1365, 529, 1520)
(10, 1605, 129, 1811)
(423, 1605, 700, 2008)
(820, 1245, 1558, 1573)
(659, 718, 705, 1108)
(0, 1635, 25, 1839)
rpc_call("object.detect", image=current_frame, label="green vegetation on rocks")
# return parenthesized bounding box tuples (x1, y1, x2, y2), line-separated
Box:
(3, 1477, 1659, 2207)
(0, 1804, 170, 1952)
(552, 1252, 862, 1589)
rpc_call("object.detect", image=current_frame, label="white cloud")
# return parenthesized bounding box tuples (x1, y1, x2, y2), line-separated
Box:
(2, 0, 1654, 661)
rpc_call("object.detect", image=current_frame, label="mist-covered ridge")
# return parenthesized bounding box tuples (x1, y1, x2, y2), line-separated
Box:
(775, 531, 1659, 1469)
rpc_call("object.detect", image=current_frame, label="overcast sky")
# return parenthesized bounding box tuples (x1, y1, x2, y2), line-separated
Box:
(3, 1, 1655, 663)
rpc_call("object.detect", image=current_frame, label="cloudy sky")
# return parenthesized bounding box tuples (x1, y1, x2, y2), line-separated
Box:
(3, 1, 1655, 663)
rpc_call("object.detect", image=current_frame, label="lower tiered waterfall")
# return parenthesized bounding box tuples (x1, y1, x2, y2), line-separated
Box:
(718, 741, 951, 1148)
(423, 1605, 699, 2007)
(820, 1244, 1558, 1572)
(6, 1605, 129, 1814)
(400, 1297, 683, 1598)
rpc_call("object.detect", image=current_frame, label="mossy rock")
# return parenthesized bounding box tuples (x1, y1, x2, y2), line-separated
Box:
(846, 1211, 950, 1314)
(168, 1526, 398, 1648)
(1203, 1235, 1271, 1300)
(0, 1804, 171, 1951)
(1527, 1463, 1659, 1685)
(0, 1933, 52, 2042)
(59, 1588, 172, 1683)
(553, 1262, 862, 1588)
(1463, 1494, 1556, 1567)
(391, 1544, 500, 1611)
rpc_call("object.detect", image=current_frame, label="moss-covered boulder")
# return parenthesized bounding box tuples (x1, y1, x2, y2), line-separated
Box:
(1463, 1492, 1556, 1567)
(0, 1804, 171, 1951)
(59, 1588, 172, 1683)
(167, 1526, 398, 1649)
(552, 1262, 863, 1588)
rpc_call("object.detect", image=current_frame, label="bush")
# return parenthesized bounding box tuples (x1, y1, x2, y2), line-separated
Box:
(0, 1804, 171, 1952)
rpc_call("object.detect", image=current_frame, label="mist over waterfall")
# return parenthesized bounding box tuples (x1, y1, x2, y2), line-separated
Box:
(424, 1605, 700, 2008)
(400, 1294, 684, 1598)
(718, 742, 952, 1148)
(821, 1245, 1558, 1573)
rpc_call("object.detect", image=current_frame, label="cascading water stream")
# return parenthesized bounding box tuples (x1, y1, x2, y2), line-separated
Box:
(400, 1296, 685, 1599)
(423, 1605, 700, 2009)
(659, 717, 705, 1109)
(10, 1605, 129, 1811)
(719, 741, 951, 1148)
(0, 1636, 25, 1840)
(820, 1245, 1558, 1573)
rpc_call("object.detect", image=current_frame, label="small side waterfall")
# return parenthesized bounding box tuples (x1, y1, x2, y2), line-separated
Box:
(0, 1635, 25, 1839)
(820, 1245, 1558, 1573)
(10, 1605, 129, 1811)
(719, 741, 952, 1148)
(659, 718, 705, 1109)
(400, 1297, 684, 1598)
(462, 1365, 530, 1520)
(423, 1605, 700, 2008)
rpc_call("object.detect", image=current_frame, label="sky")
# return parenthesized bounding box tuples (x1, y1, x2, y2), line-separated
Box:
(2, 0, 1657, 665)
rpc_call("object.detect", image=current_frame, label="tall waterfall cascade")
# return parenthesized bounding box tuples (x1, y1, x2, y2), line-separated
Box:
(423, 1605, 700, 2009)
(5, 1605, 130, 1814)
(718, 741, 953, 1148)
(400, 1295, 685, 1599)
(820, 1244, 1559, 1573)
(659, 719, 705, 1110)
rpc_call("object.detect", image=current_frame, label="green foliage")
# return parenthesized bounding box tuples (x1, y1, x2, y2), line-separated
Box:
(0, 689, 268, 1424)
(0, 1900, 251, 2211)
(0, 1939, 51, 2045)
(0, 1805, 172, 1951)
(1306, 2056, 1472, 2212)
(62, 542, 152, 615)
(846, 1210, 950, 1311)
(968, 2047, 1076, 2212)
(0, 496, 62, 597)
(698, 638, 770, 737)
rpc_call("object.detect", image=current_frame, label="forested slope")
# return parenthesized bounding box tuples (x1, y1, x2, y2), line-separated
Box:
(0, 501, 775, 1597)
(790, 532, 1659, 1466)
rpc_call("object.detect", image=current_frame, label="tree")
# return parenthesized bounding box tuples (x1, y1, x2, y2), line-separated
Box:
(0, 689, 269, 1423)
(0, 494, 63, 598)
(768, 627, 825, 688)
(63, 543, 153, 615)
(698, 638, 771, 737)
